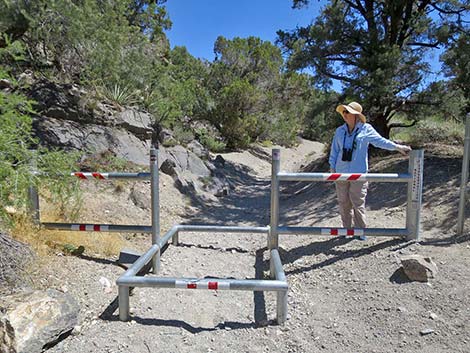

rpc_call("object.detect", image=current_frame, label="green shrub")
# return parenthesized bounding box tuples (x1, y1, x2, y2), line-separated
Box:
(97, 83, 140, 107)
(401, 118, 464, 146)
(195, 128, 226, 153)
(0, 86, 82, 226)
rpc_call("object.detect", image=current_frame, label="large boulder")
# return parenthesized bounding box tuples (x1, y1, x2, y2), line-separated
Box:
(113, 109, 153, 138)
(0, 289, 79, 353)
(400, 255, 438, 282)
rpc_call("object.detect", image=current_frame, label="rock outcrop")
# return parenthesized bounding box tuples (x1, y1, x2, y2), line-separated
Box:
(30, 80, 230, 199)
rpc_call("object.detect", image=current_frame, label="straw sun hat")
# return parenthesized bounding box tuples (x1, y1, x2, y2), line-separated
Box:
(336, 102, 366, 123)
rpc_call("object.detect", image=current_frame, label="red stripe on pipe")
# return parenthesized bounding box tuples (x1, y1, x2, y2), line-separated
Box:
(347, 174, 362, 180)
(327, 173, 341, 181)
(347, 229, 354, 235)
(331, 229, 338, 235)
(75, 173, 87, 179)
(92, 173, 105, 179)
(93, 225, 100, 231)
(79, 224, 86, 231)
(208, 282, 218, 290)
(187, 283, 197, 289)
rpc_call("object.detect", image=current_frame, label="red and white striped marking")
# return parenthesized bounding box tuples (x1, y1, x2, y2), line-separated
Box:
(70, 224, 110, 232)
(73, 172, 109, 180)
(175, 280, 230, 290)
(324, 173, 365, 181)
(321, 228, 364, 236)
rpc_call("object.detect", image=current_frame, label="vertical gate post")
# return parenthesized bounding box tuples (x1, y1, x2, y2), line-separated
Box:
(457, 115, 470, 235)
(172, 229, 179, 245)
(406, 149, 424, 241)
(150, 147, 160, 274)
(270, 149, 281, 250)
(28, 151, 40, 225)
(118, 285, 130, 321)
(276, 290, 288, 325)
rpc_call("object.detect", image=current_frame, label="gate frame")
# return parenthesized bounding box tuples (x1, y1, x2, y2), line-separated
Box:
(269, 148, 424, 251)
(29, 147, 288, 325)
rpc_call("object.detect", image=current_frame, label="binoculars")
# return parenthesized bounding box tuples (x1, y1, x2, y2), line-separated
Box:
(342, 147, 353, 161)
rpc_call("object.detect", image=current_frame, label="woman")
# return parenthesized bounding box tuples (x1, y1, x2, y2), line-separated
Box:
(329, 102, 411, 239)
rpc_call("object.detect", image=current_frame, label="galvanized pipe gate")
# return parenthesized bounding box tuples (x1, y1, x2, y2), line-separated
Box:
(30, 148, 288, 324)
(269, 149, 424, 251)
(30, 146, 424, 326)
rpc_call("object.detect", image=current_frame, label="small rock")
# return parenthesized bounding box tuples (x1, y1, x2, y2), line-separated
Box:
(397, 306, 408, 313)
(99, 276, 112, 288)
(429, 312, 438, 320)
(72, 325, 82, 336)
(420, 328, 435, 336)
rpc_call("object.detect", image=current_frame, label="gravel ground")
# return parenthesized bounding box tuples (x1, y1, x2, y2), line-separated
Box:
(29, 140, 470, 353)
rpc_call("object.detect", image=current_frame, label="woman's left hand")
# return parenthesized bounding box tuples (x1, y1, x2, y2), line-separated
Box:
(396, 144, 412, 155)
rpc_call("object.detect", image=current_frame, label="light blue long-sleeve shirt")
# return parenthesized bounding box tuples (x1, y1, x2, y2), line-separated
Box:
(329, 122, 399, 173)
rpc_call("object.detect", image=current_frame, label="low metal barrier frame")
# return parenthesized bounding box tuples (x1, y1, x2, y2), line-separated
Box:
(269, 148, 425, 250)
(116, 225, 288, 324)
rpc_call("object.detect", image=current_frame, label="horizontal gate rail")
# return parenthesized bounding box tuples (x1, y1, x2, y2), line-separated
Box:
(118, 276, 288, 291)
(71, 172, 150, 180)
(42, 223, 152, 233)
(277, 226, 409, 237)
(278, 172, 411, 182)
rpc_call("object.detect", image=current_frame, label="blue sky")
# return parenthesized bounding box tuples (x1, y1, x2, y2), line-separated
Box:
(163, 0, 444, 88)
(164, 0, 326, 61)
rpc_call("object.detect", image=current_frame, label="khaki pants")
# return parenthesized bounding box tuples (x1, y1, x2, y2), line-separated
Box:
(335, 181, 369, 228)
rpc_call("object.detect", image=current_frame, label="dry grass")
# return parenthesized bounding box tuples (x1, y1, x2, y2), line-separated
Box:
(9, 210, 125, 258)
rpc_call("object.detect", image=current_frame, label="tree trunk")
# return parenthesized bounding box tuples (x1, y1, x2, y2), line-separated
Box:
(370, 114, 391, 139)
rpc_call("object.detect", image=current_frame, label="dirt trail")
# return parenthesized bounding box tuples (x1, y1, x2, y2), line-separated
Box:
(39, 140, 469, 353)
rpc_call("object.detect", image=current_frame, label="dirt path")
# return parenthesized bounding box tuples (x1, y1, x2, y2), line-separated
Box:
(42, 140, 469, 353)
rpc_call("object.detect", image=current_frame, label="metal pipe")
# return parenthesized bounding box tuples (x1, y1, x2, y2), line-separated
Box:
(41, 223, 152, 233)
(277, 172, 411, 182)
(276, 288, 288, 325)
(270, 149, 281, 250)
(71, 172, 151, 180)
(175, 224, 269, 234)
(172, 229, 179, 245)
(118, 285, 130, 321)
(406, 150, 424, 241)
(119, 244, 160, 279)
(277, 226, 409, 237)
(117, 276, 288, 291)
(159, 226, 177, 250)
(270, 249, 286, 282)
(270, 249, 289, 324)
(118, 228, 177, 280)
(150, 147, 160, 274)
(28, 151, 40, 225)
(457, 115, 470, 235)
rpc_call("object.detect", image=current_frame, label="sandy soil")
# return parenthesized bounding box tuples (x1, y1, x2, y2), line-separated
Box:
(32, 139, 470, 353)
